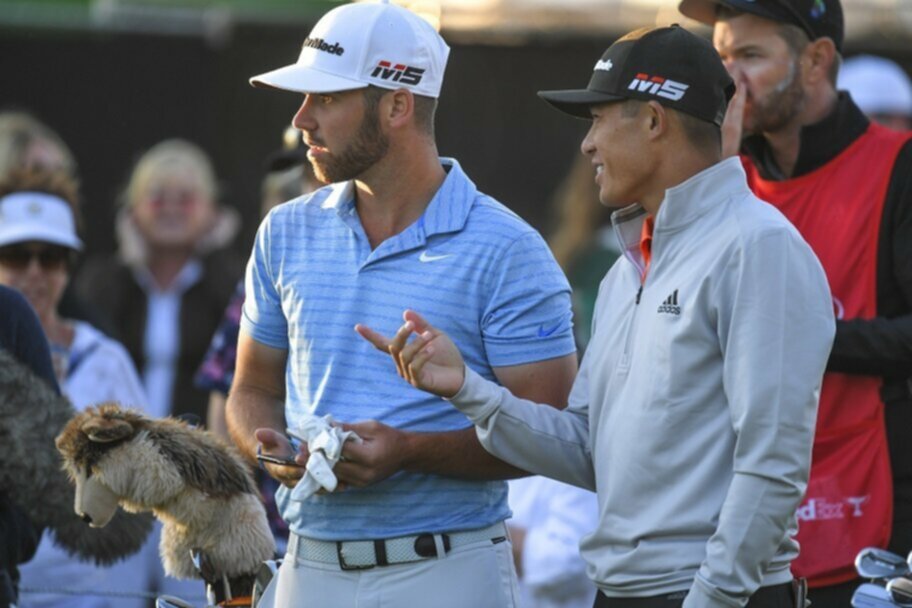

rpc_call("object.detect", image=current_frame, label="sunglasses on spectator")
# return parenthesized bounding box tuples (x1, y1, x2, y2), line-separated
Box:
(0, 245, 74, 271)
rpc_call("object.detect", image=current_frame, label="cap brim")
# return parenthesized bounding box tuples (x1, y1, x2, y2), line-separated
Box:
(250, 63, 368, 94)
(537, 89, 627, 119)
(679, 0, 781, 26)
(0, 225, 82, 251)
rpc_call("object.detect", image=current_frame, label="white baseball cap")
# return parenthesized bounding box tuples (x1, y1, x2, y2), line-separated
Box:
(838, 55, 912, 117)
(0, 191, 83, 250)
(250, 0, 450, 99)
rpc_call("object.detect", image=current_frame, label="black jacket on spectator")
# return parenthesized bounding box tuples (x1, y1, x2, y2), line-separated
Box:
(75, 248, 242, 423)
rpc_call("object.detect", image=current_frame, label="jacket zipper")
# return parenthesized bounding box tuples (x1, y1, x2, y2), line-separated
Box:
(619, 283, 644, 373)
(613, 209, 649, 374)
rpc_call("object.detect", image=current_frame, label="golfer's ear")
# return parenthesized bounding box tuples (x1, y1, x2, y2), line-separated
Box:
(645, 101, 668, 139)
(386, 89, 414, 130)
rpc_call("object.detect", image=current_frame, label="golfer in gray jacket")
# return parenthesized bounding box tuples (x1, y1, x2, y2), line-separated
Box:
(358, 25, 835, 608)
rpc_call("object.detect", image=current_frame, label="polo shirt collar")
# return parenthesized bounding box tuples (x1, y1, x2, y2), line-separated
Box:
(321, 157, 477, 240)
(419, 158, 476, 237)
(321, 158, 478, 236)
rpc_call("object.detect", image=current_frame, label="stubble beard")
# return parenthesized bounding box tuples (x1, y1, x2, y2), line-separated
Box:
(310, 108, 390, 184)
(744, 58, 807, 135)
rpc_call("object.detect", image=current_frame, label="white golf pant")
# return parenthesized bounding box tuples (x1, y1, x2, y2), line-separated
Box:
(257, 531, 519, 608)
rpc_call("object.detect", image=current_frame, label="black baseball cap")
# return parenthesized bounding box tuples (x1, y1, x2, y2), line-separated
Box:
(538, 25, 735, 126)
(679, 0, 844, 51)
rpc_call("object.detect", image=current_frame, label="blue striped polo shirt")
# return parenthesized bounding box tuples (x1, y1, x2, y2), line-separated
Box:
(241, 158, 575, 540)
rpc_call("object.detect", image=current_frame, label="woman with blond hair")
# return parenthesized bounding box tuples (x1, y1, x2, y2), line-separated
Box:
(76, 139, 242, 424)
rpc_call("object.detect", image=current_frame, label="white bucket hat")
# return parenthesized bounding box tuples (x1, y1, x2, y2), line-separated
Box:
(0, 191, 83, 250)
(250, 0, 450, 99)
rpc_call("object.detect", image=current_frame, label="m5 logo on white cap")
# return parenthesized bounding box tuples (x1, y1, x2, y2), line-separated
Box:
(249, 0, 450, 99)
(371, 61, 426, 86)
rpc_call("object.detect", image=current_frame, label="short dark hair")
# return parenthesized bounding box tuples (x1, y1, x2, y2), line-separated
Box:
(362, 86, 437, 137)
(775, 22, 840, 85)
(620, 99, 720, 154)
(676, 111, 722, 154)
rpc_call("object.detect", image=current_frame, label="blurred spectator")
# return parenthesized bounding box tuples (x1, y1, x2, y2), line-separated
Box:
(0, 285, 58, 608)
(259, 124, 318, 213)
(75, 139, 243, 423)
(839, 55, 912, 130)
(508, 476, 598, 608)
(547, 154, 620, 352)
(0, 111, 76, 179)
(0, 168, 157, 608)
(195, 126, 320, 553)
(0, 110, 108, 332)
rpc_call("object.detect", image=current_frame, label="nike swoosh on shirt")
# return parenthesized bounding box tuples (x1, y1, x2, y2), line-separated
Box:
(537, 323, 562, 338)
(419, 251, 452, 263)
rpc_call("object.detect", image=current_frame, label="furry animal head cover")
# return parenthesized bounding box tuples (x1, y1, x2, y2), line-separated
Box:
(0, 348, 152, 565)
(56, 402, 274, 584)
(56, 403, 257, 512)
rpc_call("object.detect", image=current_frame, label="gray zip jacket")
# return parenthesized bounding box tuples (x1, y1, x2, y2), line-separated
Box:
(449, 158, 835, 607)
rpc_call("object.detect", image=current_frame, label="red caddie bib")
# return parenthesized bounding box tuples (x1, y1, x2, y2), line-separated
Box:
(743, 124, 912, 587)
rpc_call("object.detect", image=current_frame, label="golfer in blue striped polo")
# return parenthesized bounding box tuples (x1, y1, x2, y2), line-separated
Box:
(228, 1, 578, 606)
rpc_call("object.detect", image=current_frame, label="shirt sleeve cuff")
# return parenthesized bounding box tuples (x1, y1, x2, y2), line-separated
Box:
(446, 365, 504, 424)
(683, 576, 744, 608)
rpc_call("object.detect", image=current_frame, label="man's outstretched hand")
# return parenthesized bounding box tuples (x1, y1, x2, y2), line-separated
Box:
(355, 309, 466, 398)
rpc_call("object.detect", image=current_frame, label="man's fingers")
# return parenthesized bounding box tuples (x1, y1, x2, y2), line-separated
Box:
(406, 345, 434, 387)
(730, 78, 747, 120)
(255, 427, 284, 446)
(269, 464, 305, 488)
(354, 324, 391, 353)
(399, 332, 430, 371)
(389, 321, 414, 354)
(403, 309, 431, 334)
(339, 438, 368, 464)
(255, 428, 295, 461)
(388, 321, 415, 378)
(721, 76, 748, 158)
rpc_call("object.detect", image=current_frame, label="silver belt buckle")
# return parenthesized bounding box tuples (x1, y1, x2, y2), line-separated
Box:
(336, 541, 375, 571)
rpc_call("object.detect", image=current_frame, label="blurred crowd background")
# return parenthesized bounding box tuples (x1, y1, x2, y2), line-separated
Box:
(1, 1, 911, 607)
(1, 0, 906, 259)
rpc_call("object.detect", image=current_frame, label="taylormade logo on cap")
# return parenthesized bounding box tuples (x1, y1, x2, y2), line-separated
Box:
(250, 0, 450, 99)
(302, 37, 345, 56)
